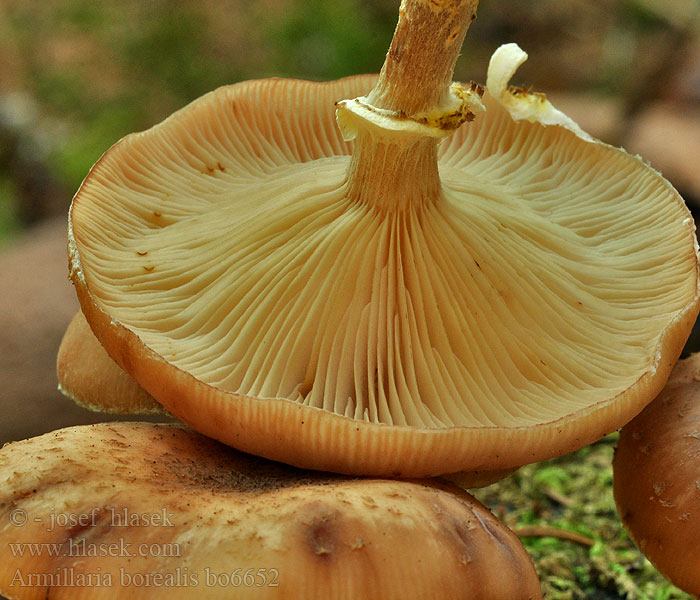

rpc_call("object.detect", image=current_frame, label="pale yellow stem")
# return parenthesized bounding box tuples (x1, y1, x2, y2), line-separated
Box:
(345, 0, 479, 212)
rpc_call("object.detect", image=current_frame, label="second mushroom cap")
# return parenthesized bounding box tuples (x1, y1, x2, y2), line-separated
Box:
(0, 421, 542, 599)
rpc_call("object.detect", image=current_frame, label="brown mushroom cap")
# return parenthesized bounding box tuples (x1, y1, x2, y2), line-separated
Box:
(0, 422, 541, 599)
(67, 67, 700, 476)
(613, 353, 700, 596)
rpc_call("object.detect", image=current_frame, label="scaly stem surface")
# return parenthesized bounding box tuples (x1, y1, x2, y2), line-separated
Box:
(345, 0, 479, 212)
(369, 0, 478, 114)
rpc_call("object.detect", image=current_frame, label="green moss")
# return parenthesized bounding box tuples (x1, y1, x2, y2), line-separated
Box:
(471, 434, 692, 599)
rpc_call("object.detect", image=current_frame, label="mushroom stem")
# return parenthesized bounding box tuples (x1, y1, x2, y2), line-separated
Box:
(341, 0, 480, 212)
(346, 135, 441, 211)
(368, 0, 478, 114)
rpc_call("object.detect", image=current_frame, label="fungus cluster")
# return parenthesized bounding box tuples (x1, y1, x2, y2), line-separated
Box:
(2, 0, 699, 595)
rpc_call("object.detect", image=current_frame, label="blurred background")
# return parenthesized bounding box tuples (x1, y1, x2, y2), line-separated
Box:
(1, 0, 699, 443)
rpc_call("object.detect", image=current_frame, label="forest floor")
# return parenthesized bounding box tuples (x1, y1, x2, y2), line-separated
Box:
(473, 434, 691, 599)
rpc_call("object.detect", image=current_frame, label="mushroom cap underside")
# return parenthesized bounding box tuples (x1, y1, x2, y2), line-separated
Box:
(56, 310, 514, 487)
(68, 74, 700, 476)
(0, 422, 541, 600)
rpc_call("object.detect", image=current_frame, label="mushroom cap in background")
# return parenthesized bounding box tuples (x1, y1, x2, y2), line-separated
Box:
(0, 421, 542, 600)
(67, 71, 699, 477)
(613, 353, 700, 597)
(57, 311, 164, 415)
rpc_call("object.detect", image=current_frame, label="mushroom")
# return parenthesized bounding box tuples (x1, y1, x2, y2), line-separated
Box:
(58, 310, 518, 487)
(57, 311, 164, 415)
(613, 353, 700, 597)
(65, 0, 700, 477)
(0, 421, 542, 599)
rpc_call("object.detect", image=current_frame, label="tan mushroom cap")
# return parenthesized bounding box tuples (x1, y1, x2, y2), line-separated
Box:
(67, 67, 700, 477)
(57, 311, 164, 415)
(613, 353, 700, 597)
(0, 422, 541, 599)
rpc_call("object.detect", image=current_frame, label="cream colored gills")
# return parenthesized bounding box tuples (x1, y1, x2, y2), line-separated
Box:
(75, 82, 695, 431)
(67, 0, 700, 477)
